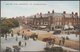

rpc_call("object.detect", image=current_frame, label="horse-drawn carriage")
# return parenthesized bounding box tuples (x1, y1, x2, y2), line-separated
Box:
(29, 33, 38, 40)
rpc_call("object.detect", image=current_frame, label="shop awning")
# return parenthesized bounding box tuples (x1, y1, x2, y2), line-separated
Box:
(39, 26, 46, 28)
(64, 25, 74, 29)
(64, 25, 69, 29)
(69, 25, 74, 29)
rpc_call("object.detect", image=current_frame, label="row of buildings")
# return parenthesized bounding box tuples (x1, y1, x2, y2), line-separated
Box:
(20, 10, 80, 30)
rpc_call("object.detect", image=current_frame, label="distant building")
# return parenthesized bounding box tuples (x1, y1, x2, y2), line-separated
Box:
(26, 10, 80, 30)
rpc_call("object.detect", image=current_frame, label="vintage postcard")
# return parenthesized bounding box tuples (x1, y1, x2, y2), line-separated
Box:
(0, 1, 80, 52)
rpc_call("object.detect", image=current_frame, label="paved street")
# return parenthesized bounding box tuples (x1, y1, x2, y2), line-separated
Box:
(11, 26, 79, 51)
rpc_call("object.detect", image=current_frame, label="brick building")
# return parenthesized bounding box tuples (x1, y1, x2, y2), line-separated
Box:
(26, 10, 80, 30)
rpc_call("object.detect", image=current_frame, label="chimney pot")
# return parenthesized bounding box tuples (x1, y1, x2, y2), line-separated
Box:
(63, 11, 66, 14)
(52, 10, 54, 13)
(40, 12, 42, 15)
(34, 15, 36, 18)
(72, 12, 74, 14)
(75, 12, 78, 15)
(48, 11, 50, 14)
(75, 12, 78, 18)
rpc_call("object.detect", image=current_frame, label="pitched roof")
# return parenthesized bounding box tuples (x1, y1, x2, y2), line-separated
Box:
(27, 12, 78, 18)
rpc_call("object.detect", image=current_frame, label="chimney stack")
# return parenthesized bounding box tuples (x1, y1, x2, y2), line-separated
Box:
(34, 15, 36, 18)
(48, 11, 50, 14)
(63, 11, 66, 14)
(52, 10, 54, 13)
(75, 12, 78, 18)
(75, 12, 78, 15)
(63, 11, 66, 18)
(40, 12, 42, 15)
(72, 12, 74, 18)
(72, 12, 74, 15)
(40, 12, 42, 17)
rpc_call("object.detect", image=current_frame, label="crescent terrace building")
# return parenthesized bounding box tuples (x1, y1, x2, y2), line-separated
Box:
(26, 10, 80, 31)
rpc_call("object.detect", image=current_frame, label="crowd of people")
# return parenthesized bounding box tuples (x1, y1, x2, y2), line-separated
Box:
(3, 30, 39, 52)
(16, 31, 38, 47)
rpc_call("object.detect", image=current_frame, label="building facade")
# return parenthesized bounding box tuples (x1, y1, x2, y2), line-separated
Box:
(26, 10, 80, 30)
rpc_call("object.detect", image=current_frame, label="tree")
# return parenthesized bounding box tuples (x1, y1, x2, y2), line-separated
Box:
(0, 18, 19, 37)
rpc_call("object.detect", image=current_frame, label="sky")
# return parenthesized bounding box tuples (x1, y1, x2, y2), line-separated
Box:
(1, 1, 79, 18)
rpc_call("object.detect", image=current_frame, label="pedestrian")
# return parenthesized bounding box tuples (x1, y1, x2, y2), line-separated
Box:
(59, 37, 62, 45)
(25, 42, 27, 46)
(32, 33, 36, 41)
(59, 39, 61, 45)
(16, 36, 18, 41)
(62, 37, 65, 45)
(11, 33, 13, 37)
(17, 32, 20, 36)
(46, 41, 49, 48)
(22, 34, 24, 38)
(24, 35, 27, 40)
(52, 38, 55, 47)
(23, 31, 24, 33)
(48, 39, 52, 45)
(13, 48, 16, 52)
(5, 34, 7, 40)
(27, 36, 29, 40)
(33, 37, 36, 41)
(76, 34, 77, 37)
(18, 41, 21, 46)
